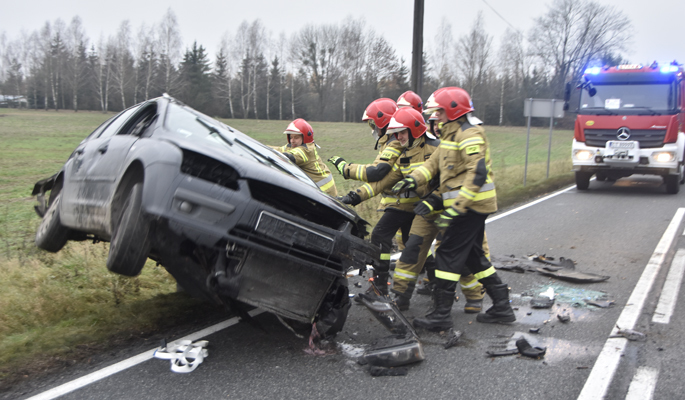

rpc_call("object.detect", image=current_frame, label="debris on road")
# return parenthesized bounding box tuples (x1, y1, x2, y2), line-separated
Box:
(153, 339, 209, 373)
(368, 365, 409, 376)
(443, 329, 463, 349)
(611, 327, 647, 342)
(492, 254, 610, 283)
(516, 337, 547, 359)
(557, 314, 571, 323)
(529, 328, 540, 334)
(536, 268, 610, 283)
(585, 300, 615, 308)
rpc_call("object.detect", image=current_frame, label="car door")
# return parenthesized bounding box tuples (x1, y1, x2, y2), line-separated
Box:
(61, 104, 143, 232)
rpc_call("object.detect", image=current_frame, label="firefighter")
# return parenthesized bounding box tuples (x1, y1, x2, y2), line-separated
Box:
(393, 87, 515, 330)
(276, 118, 338, 197)
(327, 98, 402, 182)
(397, 90, 423, 113)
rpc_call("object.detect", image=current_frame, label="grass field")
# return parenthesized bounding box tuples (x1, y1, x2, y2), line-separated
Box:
(0, 108, 575, 387)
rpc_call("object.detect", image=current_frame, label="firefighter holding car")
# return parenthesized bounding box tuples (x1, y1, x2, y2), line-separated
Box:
(277, 118, 338, 196)
(392, 87, 516, 330)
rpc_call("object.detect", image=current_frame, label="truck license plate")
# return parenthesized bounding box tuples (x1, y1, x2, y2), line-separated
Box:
(607, 140, 636, 149)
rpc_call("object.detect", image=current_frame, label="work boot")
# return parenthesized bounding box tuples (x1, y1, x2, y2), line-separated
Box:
(413, 289, 455, 331)
(476, 283, 516, 323)
(393, 294, 411, 311)
(462, 285, 485, 314)
(416, 278, 434, 296)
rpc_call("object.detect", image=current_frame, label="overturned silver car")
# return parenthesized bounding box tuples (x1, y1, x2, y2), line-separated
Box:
(32, 95, 380, 336)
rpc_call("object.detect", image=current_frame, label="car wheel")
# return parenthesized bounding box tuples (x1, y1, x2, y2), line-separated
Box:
(665, 175, 680, 194)
(107, 182, 151, 276)
(315, 277, 351, 338)
(35, 191, 70, 252)
(575, 171, 591, 190)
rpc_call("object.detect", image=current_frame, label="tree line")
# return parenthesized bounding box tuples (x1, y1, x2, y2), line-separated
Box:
(0, 0, 631, 126)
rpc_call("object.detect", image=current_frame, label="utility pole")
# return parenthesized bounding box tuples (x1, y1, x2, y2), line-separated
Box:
(411, 0, 424, 96)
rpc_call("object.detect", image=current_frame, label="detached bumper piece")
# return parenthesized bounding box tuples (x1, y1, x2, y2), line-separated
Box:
(356, 287, 425, 368)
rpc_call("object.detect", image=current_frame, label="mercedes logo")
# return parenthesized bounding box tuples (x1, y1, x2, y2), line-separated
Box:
(617, 127, 631, 140)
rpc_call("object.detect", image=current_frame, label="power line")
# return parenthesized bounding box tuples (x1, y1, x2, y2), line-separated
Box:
(481, 0, 522, 34)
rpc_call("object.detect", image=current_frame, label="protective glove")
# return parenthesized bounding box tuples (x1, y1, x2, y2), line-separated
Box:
(435, 207, 459, 229)
(339, 190, 362, 206)
(328, 156, 347, 175)
(391, 176, 417, 194)
(414, 193, 444, 216)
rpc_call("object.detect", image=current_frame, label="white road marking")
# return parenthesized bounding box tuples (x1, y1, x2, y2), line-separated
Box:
(625, 366, 659, 400)
(486, 184, 577, 224)
(653, 248, 685, 324)
(577, 207, 685, 400)
(26, 309, 264, 400)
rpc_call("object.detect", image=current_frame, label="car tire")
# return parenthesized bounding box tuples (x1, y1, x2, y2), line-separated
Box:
(575, 171, 591, 190)
(595, 172, 606, 181)
(35, 191, 70, 252)
(107, 182, 151, 276)
(665, 175, 680, 194)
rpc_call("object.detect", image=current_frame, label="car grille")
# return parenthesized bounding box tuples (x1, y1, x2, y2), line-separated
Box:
(255, 211, 334, 253)
(584, 129, 666, 148)
(181, 149, 239, 190)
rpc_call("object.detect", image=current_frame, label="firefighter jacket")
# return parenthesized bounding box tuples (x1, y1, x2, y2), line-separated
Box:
(355, 135, 441, 212)
(409, 115, 497, 215)
(278, 143, 338, 196)
(342, 135, 403, 182)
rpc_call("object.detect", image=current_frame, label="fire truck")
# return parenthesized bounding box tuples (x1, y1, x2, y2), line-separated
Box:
(566, 61, 685, 193)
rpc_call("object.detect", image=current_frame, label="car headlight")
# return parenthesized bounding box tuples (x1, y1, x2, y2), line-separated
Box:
(652, 152, 675, 163)
(574, 150, 594, 161)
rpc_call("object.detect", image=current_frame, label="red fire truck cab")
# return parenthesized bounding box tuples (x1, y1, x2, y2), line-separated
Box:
(568, 61, 685, 193)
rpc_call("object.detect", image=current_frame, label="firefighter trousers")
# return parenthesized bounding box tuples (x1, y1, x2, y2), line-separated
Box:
(434, 211, 497, 292)
(393, 215, 484, 301)
(371, 208, 415, 278)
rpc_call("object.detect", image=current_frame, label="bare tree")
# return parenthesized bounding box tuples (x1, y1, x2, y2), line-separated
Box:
(157, 8, 182, 95)
(93, 35, 113, 112)
(64, 16, 88, 111)
(455, 11, 492, 98)
(217, 32, 236, 118)
(338, 17, 367, 122)
(297, 23, 342, 118)
(134, 23, 156, 102)
(430, 17, 456, 87)
(528, 0, 632, 96)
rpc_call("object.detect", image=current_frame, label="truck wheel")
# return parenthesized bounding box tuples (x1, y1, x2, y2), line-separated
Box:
(107, 182, 151, 276)
(665, 175, 680, 194)
(35, 191, 71, 252)
(575, 172, 591, 190)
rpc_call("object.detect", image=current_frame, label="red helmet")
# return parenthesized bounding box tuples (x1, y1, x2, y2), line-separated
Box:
(387, 107, 427, 139)
(397, 91, 423, 113)
(361, 98, 398, 129)
(424, 87, 474, 121)
(283, 118, 314, 144)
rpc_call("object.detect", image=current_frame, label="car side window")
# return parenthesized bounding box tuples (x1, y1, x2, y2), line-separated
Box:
(97, 104, 143, 139)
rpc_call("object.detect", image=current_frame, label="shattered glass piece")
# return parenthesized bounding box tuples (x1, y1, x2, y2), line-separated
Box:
(539, 287, 555, 299)
(535, 268, 610, 283)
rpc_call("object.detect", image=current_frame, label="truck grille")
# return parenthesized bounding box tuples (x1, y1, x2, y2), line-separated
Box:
(584, 129, 666, 148)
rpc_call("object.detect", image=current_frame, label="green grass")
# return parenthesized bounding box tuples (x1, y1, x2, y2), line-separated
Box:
(0, 109, 574, 387)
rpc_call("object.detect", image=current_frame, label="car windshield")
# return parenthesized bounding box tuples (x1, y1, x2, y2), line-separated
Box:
(579, 82, 675, 115)
(162, 102, 317, 187)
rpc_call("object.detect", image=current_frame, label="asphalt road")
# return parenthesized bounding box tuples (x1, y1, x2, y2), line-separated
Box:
(12, 175, 685, 400)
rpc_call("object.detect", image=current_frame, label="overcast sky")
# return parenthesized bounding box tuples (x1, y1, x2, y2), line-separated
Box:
(3, 0, 684, 69)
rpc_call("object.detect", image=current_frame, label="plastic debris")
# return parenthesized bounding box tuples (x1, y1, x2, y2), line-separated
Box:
(611, 327, 647, 342)
(368, 366, 409, 376)
(529, 328, 540, 334)
(530, 297, 555, 308)
(443, 329, 463, 349)
(153, 339, 208, 373)
(535, 268, 610, 283)
(516, 337, 547, 358)
(540, 287, 555, 299)
(585, 300, 615, 308)
(557, 314, 571, 323)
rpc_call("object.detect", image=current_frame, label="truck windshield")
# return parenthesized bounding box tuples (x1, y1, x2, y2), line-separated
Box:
(579, 82, 675, 115)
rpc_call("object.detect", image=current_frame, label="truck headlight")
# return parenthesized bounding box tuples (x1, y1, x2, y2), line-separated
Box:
(574, 150, 594, 161)
(652, 152, 675, 163)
